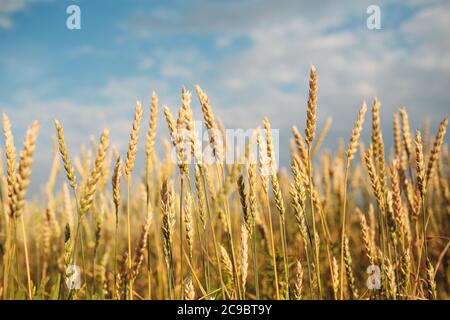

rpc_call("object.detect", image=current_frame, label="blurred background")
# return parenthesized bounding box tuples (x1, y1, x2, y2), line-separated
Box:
(0, 0, 449, 193)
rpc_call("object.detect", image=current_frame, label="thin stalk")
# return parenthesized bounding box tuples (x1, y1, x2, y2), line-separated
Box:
(252, 223, 260, 299)
(179, 174, 184, 299)
(79, 223, 88, 298)
(12, 218, 19, 299)
(114, 209, 118, 299)
(225, 206, 241, 299)
(126, 177, 133, 300)
(200, 165, 226, 298)
(266, 193, 280, 300)
(307, 145, 322, 299)
(146, 160, 152, 299)
(20, 215, 32, 299)
(2, 217, 12, 299)
(217, 164, 242, 299)
(413, 195, 428, 295)
(68, 191, 83, 300)
(279, 214, 290, 299)
(340, 160, 350, 300)
(186, 173, 209, 292)
(304, 244, 314, 299)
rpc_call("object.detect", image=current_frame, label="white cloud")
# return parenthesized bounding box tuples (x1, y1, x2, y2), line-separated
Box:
(0, 0, 51, 29)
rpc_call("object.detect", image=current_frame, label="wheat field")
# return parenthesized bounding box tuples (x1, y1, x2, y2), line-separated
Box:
(0, 66, 448, 300)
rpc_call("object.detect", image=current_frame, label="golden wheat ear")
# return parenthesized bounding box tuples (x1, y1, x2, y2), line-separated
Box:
(305, 65, 318, 145)
(425, 117, 448, 184)
(54, 119, 77, 190)
(2, 113, 17, 216)
(12, 120, 40, 217)
(125, 101, 143, 177)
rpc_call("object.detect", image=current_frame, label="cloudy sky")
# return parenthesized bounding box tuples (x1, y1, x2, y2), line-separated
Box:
(0, 0, 449, 192)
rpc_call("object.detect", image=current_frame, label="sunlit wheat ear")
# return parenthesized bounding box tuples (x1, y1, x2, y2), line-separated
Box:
(415, 130, 426, 197)
(393, 112, 402, 157)
(263, 117, 285, 215)
(364, 145, 383, 209)
(12, 121, 40, 217)
(331, 256, 340, 299)
(163, 105, 177, 137)
(125, 101, 143, 177)
(256, 128, 269, 194)
(425, 117, 448, 185)
(246, 164, 257, 237)
(237, 174, 249, 225)
(290, 159, 308, 246)
(357, 208, 375, 265)
(161, 179, 175, 265)
(343, 235, 358, 300)
(79, 129, 109, 214)
(112, 156, 122, 212)
(371, 98, 386, 187)
(164, 105, 187, 173)
(180, 85, 191, 115)
(145, 91, 158, 160)
(54, 120, 77, 190)
(184, 277, 195, 300)
(63, 224, 72, 279)
(399, 107, 413, 158)
(176, 100, 189, 173)
(2, 113, 17, 216)
(195, 85, 223, 163)
(294, 260, 303, 300)
(220, 244, 233, 286)
(240, 224, 249, 294)
(383, 257, 397, 299)
(184, 192, 193, 259)
(292, 126, 308, 167)
(305, 65, 317, 145)
(346, 102, 367, 162)
(426, 259, 437, 299)
(183, 93, 202, 163)
(194, 164, 206, 228)
(390, 160, 406, 241)
(400, 249, 411, 295)
(262, 117, 275, 165)
(62, 183, 74, 235)
(131, 215, 151, 280)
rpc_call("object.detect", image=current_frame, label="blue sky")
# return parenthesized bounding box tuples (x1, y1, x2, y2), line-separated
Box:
(1, 0, 449, 192)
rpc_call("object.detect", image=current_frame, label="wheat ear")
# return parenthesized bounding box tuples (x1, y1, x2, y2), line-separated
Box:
(2, 113, 17, 216)
(305, 65, 317, 145)
(54, 120, 77, 190)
